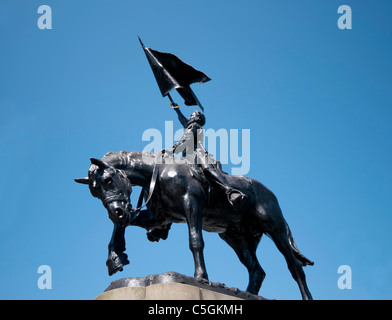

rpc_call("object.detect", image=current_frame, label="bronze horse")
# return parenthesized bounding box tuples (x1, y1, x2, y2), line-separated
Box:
(75, 150, 314, 299)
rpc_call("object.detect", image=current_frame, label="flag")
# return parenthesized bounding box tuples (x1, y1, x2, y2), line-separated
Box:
(139, 37, 210, 109)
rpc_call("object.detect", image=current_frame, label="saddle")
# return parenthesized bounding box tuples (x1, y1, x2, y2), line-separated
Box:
(162, 149, 253, 208)
(181, 151, 252, 208)
(180, 151, 215, 183)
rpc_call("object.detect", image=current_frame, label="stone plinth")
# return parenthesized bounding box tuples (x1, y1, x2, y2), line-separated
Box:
(94, 271, 266, 300)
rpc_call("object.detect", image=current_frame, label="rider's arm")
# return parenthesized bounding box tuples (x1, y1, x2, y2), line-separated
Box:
(174, 107, 188, 128)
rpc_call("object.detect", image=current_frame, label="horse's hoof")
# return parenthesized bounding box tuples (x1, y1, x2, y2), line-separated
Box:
(147, 225, 171, 242)
(194, 272, 209, 285)
(147, 230, 161, 242)
(198, 278, 211, 286)
(106, 252, 130, 276)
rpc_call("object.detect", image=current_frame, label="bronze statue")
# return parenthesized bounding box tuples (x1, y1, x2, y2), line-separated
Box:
(75, 38, 314, 299)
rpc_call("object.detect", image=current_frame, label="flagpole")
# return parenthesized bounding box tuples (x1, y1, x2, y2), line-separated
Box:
(167, 93, 179, 108)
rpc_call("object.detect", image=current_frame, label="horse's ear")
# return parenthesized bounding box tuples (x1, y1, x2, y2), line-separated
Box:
(74, 177, 89, 185)
(90, 158, 109, 169)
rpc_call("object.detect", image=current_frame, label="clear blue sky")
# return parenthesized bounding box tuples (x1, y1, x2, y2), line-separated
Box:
(1, 0, 391, 300)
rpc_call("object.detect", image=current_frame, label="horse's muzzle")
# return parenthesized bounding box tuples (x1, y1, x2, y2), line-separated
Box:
(106, 201, 130, 227)
(115, 207, 125, 220)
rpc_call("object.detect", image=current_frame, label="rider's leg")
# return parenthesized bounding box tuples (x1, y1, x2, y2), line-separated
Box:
(198, 155, 247, 208)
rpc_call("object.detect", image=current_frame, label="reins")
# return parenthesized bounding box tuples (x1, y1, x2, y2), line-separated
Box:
(129, 157, 159, 214)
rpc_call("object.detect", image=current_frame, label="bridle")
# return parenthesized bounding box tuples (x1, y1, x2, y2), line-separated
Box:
(100, 159, 159, 215)
(102, 194, 129, 205)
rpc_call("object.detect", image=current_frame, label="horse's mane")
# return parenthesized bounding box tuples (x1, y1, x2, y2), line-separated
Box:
(101, 150, 162, 169)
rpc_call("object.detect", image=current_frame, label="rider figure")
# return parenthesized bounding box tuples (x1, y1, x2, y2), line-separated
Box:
(171, 105, 246, 208)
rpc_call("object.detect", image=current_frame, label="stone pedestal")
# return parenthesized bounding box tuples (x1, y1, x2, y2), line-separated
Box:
(94, 271, 266, 300)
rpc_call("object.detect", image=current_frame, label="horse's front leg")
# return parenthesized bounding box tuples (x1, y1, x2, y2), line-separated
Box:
(185, 197, 208, 281)
(106, 224, 129, 276)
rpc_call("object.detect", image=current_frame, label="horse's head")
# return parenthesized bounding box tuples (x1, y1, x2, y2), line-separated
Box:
(75, 158, 133, 227)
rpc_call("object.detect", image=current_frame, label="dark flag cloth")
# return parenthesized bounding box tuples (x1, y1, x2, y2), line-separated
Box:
(139, 37, 210, 108)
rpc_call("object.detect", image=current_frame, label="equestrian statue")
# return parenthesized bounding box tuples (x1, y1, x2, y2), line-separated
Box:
(75, 38, 314, 299)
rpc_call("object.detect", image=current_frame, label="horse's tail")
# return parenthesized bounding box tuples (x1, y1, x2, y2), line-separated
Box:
(285, 221, 314, 266)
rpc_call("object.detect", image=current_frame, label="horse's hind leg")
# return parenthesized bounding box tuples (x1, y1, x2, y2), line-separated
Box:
(266, 225, 313, 300)
(219, 231, 264, 295)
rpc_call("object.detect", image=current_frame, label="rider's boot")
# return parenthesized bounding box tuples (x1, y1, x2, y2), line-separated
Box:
(202, 166, 247, 209)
